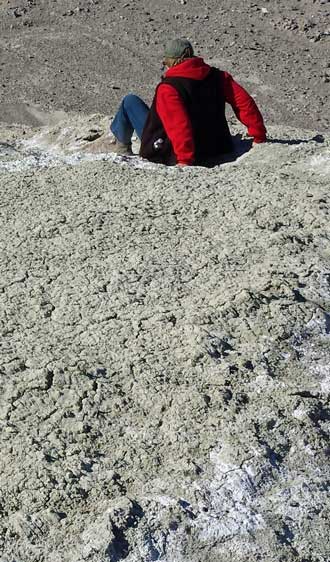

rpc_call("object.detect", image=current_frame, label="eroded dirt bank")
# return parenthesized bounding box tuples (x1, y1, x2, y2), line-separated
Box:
(0, 125, 330, 561)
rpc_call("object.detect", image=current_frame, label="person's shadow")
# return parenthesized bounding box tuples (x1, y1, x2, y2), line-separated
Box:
(206, 133, 325, 167)
(267, 134, 325, 145)
(204, 134, 252, 167)
(232, 134, 253, 157)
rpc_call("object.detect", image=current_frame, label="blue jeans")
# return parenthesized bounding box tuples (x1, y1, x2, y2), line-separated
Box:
(110, 94, 149, 145)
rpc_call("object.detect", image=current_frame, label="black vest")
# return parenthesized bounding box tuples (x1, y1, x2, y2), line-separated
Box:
(140, 68, 233, 166)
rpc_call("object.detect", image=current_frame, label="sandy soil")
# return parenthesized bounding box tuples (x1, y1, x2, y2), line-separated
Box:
(0, 2, 330, 562)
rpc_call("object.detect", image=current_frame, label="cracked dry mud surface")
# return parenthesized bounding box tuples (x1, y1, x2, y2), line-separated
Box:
(0, 126, 330, 561)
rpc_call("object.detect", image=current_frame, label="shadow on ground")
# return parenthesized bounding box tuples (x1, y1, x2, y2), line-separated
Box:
(204, 134, 253, 168)
(267, 135, 325, 145)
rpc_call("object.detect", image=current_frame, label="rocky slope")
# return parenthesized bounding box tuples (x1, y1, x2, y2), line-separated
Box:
(0, 0, 329, 132)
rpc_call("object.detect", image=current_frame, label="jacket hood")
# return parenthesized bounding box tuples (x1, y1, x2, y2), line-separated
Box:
(164, 57, 211, 80)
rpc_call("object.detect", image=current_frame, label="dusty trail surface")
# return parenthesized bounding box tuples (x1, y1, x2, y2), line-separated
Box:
(0, 1, 330, 561)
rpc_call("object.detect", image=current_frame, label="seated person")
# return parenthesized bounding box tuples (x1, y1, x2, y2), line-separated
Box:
(93, 38, 267, 166)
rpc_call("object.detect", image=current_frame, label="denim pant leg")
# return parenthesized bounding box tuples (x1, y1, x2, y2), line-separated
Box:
(110, 94, 149, 144)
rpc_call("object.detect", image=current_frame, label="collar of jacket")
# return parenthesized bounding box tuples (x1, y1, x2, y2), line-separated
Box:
(165, 57, 211, 81)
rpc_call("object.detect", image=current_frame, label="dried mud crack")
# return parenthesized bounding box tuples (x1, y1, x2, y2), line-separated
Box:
(0, 124, 329, 562)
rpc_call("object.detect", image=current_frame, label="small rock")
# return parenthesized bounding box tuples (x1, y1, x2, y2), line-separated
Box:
(81, 129, 102, 142)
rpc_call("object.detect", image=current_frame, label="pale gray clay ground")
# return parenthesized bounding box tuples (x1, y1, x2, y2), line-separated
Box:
(1, 1, 330, 562)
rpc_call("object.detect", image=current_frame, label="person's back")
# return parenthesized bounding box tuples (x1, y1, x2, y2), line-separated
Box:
(170, 68, 233, 161)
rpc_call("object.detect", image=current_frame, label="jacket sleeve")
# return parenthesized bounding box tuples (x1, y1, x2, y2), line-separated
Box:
(156, 83, 195, 165)
(222, 72, 267, 143)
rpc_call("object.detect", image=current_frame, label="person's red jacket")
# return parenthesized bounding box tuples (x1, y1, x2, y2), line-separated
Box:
(155, 57, 267, 165)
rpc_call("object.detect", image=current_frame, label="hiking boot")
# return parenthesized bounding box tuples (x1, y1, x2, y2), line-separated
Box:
(82, 135, 133, 156)
(112, 139, 133, 156)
